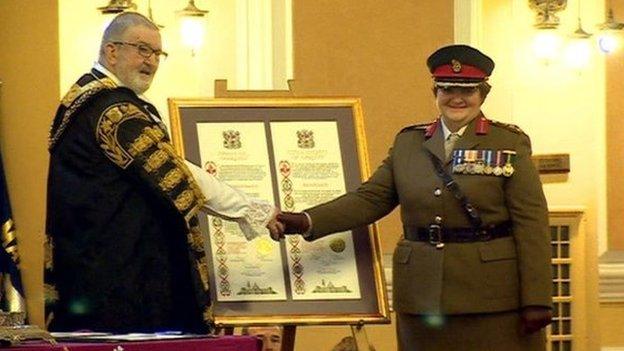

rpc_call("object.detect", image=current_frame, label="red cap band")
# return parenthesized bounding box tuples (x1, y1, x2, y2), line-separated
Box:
(432, 63, 487, 80)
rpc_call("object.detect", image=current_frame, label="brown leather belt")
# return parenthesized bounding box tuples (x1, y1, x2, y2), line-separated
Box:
(403, 221, 512, 246)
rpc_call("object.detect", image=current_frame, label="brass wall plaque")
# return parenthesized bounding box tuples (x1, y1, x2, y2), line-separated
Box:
(532, 154, 570, 174)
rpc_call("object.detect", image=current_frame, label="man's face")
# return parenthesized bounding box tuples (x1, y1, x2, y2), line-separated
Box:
(107, 25, 162, 94)
(435, 86, 484, 130)
(247, 327, 282, 351)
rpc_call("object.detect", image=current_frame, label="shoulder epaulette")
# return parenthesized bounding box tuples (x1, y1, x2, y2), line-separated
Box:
(489, 120, 527, 136)
(49, 74, 117, 150)
(399, 121, 433, 134)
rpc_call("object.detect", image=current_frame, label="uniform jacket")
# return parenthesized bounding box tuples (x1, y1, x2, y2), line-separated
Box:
(45, 69, 211, 333)
(306, 115, 552, 315)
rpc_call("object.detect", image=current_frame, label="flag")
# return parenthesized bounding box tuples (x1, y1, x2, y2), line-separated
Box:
(0, 149, 26, 313)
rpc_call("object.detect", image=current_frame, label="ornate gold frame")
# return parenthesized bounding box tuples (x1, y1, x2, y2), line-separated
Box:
(168, 97, 390, 327)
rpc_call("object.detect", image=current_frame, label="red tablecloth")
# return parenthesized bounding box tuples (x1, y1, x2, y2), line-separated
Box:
(8, 336, 261, 351)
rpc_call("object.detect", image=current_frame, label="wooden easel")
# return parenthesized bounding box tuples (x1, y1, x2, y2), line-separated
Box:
(350, 322, 373, 351)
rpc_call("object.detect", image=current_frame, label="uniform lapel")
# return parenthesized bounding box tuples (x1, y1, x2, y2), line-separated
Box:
(423, 122, 446, 163)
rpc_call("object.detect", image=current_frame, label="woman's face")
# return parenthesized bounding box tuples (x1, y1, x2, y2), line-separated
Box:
(435, 86, 484, 130)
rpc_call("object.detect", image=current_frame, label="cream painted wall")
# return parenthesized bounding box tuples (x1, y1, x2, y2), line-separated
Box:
(600, 303, 624, 347)
(480, 0, 607, 252)
(478, 0, 604, 350)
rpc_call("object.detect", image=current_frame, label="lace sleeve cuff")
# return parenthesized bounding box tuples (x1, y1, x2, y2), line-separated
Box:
(237, 200, 277, 241)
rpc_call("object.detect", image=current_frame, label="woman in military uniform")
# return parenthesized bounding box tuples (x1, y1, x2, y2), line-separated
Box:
(273, 45, 552, 350)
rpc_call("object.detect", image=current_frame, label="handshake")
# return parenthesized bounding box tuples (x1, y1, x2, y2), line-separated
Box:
(266, 211, 311, 241)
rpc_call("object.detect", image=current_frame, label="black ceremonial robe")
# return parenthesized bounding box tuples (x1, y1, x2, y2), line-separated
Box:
(45, 70, 212, 333)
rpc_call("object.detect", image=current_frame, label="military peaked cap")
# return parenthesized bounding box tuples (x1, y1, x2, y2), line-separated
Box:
(427, 44, 495, 87)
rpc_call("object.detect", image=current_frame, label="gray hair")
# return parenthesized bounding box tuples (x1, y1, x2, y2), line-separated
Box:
(98, 12, 159, 60)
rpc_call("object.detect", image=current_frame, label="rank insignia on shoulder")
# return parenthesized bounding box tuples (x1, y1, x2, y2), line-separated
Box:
(490, 120, 526, 136)
(452, 149, 516, 177)
(399, 121, 434, 134)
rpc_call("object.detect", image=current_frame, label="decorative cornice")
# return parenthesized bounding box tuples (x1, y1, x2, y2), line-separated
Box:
(599, 251, 624, 303)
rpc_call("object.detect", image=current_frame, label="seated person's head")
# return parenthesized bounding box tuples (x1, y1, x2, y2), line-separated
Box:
(242, 326, 282, 351)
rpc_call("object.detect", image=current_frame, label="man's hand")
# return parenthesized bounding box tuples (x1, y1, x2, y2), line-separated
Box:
(266, 210, 285, 239)
(520, 306, 552, 335)
(270, 212, 310, 241)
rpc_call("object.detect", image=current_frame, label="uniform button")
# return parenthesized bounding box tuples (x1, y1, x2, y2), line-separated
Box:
(434, 188, 442, 196)
(434, 215, 442, 224)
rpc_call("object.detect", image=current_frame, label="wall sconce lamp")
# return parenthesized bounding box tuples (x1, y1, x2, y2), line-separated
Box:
(571, 18, 592, 40)
(597, 2, 624, 53)
(598, 8, 624, 31)
(529, 0, 567, 61)
(177, 1, 209, 56)
(177, 0, 209, 17)
(97, 0, 137, 14)
(562, 0, 593, 69)
(564, 16, 592, 68)
(98, 0, 163, 29)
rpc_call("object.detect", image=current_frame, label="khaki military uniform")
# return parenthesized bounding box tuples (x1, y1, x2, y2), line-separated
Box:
(305, 115, 551, 350)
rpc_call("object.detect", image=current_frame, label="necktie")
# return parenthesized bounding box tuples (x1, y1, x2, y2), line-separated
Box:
(445, 133, 460, 160)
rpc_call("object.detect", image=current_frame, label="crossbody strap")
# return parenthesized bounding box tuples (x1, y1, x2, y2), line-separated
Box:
(426, 150, 483, 229)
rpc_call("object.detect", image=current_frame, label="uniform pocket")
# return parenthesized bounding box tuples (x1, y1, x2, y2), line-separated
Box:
(479, 237, 519, 299)
(391, 242, 444, 313)
(393, 244, 412, 264)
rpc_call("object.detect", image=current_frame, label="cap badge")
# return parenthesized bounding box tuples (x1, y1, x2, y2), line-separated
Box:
(451, 59, 462, 73)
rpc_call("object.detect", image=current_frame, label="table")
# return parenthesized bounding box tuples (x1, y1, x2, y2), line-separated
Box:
(8, 336, 261, 351)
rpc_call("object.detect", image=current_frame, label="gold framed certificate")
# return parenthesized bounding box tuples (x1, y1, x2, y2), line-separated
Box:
(168, 97, 389, 326)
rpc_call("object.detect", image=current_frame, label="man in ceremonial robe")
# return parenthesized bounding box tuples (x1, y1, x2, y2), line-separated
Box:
(45, 12, 281, 333)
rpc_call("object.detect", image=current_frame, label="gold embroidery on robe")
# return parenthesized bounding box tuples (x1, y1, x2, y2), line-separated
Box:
(203, 305, 214, 323)
(144, 126, 165, 141)
(162, 143, 207, 216)
(196, 259, 210, 291)
(51, 77, 117, 149)
(188, 228, 205, 252)
(1, 219, 19, 263)
(143, 149, 169, 173)
(44, 235, 54, 270)
(152, 141, 207, 219)
(61, 84, 82, 107)
(128, 127, 165, 157)
(44, 283, 59, 303)
(174, 190, 196, 212)
(96, 103, 150, 169)
(128, 134, 154, 157)
(159, 168, 184, 191)
(105, 121, 206, 221)
(61, 78, 116, 108)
